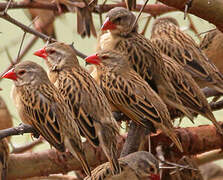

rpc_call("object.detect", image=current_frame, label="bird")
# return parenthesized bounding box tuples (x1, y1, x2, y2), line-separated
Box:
(34, 42, 121, 175)
(0, 96, 13, 141)
(84, 151, 160, 180)
(150, 17, 223, 94)
(0, 139, 9, 180)
(24, 0, 56, 39)
(85, 50, 183, 152)
(1, 61, 91, 176)
(55, 0, 97, 38)
(161, 53, 223, 134)
(200, 29, 223, 74)
(97, 7, 194, 122)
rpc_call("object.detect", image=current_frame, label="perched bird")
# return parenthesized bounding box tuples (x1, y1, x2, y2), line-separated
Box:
(151, 17, 223, 94)
(0, 96, 13, 133)
(55, 0, 97, 37)
(34, 42, 120, 174)
(24, 0, 56, 39)
(162, 54, 222, 133)
(0, 139, 9, 180)
(84, 151, 160, 180)
(200, 29, 223, 74)
(1, 61, 91, 176)
(97, 7, 194, 121)
(85, 50, 183, 152)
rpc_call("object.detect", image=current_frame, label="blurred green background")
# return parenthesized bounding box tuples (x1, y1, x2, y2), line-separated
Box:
(0, 0, 221, 167)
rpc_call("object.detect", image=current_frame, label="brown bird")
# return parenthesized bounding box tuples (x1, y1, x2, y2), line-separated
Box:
(34, 42, 120, 174)
(151, 17, 223, 94)
(200, 29, 223, 74)
(97, 7, 194, 122)
(1, 61, 91, 176)
(85, 50, 183, 152)
(161, 54, 222, 134)
(24, 0, 56, 39)
(84, 151, 160, 180)
(55, 0, 97, 38)
(0, 139, 9, 180)
(0, 96, 13, 131)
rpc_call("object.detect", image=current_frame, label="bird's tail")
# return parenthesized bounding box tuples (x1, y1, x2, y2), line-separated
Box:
(97, 123, 121, 175)
(64, 137, 91, 176)
(203, 109, 223, 135)
(160, 125, 183, 152)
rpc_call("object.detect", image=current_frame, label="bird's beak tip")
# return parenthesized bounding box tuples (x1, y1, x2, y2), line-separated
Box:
(34, 48, 48, 59)
(85, 54, 101, 65)
(1, 68, 17, 81)
(101, 18, 116, 31)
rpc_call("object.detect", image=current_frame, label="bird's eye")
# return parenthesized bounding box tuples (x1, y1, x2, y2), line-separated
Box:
(114, 17, 121, 23)
(18, 70, 26, 76)
(102, 55, 109, 59)
(149, 166, 155, 173)
(48, 49, 55, 54)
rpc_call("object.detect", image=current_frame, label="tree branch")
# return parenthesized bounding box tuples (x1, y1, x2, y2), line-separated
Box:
(0, 124, 37, 139)
(158, 0, 223, 32)
(5, 123, 223, 179)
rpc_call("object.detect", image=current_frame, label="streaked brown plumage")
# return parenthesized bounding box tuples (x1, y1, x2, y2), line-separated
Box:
(84, 151, 160, 180)
(0, 139, 9, 180)
(97, 7, 194, 121)
(161, 54, 222, 134)
(85, 50, 183, 152)
(56, 0, 97, 37)
(2, 61, 91, 176)
(151, 17, 223, 94)
(34, 42, 120, 174)
(200, 29, 223, 74)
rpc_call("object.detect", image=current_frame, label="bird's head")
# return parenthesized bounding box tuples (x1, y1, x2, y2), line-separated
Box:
(1, 61, 49, 87)
(101, 7, 138, 36)
(85, 50, 128, 73)
(34, 42, 78, 72)
(125, 151, 160, 180)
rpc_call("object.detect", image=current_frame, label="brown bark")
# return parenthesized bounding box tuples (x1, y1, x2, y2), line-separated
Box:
(7, 124, 223, 179)
(159, 0, 223, 32)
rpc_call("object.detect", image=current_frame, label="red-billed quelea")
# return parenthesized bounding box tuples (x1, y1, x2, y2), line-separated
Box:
(161, 54, 222, 134)
(151, 17, 223, 94)
(84, 151, 160, 180)
(34, 42, 121, 174)
(1, 61, 91, 176)
(85, 50, 183, 152)
(97, 7, 194, 122)
(200, 29, 223, 74)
